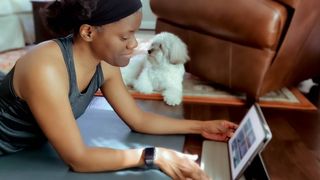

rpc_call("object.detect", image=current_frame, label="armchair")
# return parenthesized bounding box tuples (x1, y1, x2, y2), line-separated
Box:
(150, 0, 320, 100)
(0, 0, 35, 52)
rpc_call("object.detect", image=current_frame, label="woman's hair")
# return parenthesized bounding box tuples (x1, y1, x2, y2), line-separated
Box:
(43, 0, 99, 35)
(42, 0, 142, 36)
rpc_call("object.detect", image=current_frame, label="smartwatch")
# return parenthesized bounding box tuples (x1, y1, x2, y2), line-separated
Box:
(143, 147, 156, 168)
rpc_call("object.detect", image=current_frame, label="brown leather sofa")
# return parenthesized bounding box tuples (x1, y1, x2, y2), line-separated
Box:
(150, 0, 320, 100)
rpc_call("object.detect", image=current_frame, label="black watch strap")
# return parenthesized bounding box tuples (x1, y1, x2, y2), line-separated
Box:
(143, 147, 156, 168)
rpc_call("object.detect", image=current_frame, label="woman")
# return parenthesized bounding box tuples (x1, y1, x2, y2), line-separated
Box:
(0, 0, 237, 179)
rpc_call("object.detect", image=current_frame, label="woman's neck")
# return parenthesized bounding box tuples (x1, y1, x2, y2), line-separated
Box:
(72, 38, 100, 73)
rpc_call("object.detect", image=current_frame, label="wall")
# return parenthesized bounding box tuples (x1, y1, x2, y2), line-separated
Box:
(140, 0, 156, 30)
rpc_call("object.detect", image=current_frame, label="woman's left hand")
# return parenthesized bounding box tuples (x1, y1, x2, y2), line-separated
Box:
(201, 120, 238, 141)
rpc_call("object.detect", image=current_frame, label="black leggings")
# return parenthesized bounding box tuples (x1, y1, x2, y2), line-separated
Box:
(0, 71, 5, 84)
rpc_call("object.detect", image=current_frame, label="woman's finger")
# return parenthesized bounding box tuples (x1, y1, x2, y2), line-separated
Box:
(161, 165, 179, 180)
(172, 166, 185, 180)
(228, 131, 234, 138)
(181, 161, 207, 180)
(224, 121, 238, 129)
(185, 154, 198, 161)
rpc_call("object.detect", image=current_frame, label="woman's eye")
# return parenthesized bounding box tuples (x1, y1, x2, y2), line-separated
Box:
(121, 37, 129, 41)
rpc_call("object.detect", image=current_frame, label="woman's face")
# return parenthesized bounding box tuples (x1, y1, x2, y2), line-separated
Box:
(90, 11, 142, 67)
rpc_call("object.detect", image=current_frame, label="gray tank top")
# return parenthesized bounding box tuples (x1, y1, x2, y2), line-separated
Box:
(0, 35, 104, 154)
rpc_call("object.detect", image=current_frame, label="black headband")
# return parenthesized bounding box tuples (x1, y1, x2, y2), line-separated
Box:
(82, 0, 142, 26)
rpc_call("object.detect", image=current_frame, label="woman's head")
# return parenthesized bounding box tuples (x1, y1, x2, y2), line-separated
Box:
(45, 0, 142, 36)
(44, 0, 142, 67)
(85, 10, 142, 67)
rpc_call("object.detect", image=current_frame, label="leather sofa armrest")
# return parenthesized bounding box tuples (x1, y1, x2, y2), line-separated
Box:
(151, 0, 287, 49)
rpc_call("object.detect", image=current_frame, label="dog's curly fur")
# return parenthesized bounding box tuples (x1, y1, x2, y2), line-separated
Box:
(121, 32, 189, 106)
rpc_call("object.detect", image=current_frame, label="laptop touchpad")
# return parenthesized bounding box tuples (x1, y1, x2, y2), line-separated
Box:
(201, 141, 230, 180)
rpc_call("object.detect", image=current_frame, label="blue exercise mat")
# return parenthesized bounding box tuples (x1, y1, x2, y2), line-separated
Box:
(0, 98, 185, 180)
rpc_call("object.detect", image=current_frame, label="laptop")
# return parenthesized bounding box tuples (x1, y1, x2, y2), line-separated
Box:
(200, 104, 272, 180)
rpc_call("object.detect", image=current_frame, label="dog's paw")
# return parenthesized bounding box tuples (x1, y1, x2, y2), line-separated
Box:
(163, 92, 182, 106)
(164, 96, 182, 106)
(133, 81, 154, 94)
(135, 86, 154, 94)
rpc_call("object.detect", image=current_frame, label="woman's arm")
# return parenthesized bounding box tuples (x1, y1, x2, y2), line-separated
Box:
(99, 63, 198, 133)
(100, 63, 237, 139)
(100, 63, 235, 179)
(13, 46, 146, 172)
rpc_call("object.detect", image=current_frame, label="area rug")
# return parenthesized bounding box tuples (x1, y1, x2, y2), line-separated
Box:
(0, 37, 316, 111)
(95, 72, 316, 110)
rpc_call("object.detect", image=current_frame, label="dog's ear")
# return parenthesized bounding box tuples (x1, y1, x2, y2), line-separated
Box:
(168, 34, 190, 65)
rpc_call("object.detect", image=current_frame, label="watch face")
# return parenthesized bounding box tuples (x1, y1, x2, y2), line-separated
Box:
(144, 147, 155, 167)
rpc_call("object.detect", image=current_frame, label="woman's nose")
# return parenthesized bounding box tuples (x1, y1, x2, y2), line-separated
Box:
(127, 37, 138, 50)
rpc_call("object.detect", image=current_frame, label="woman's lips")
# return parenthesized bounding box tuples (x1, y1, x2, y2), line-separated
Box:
(121, 51, 136, 60)
(122, 54, 133, 59)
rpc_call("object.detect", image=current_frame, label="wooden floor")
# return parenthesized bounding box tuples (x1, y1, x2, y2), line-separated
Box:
(136, 81, 320, 180)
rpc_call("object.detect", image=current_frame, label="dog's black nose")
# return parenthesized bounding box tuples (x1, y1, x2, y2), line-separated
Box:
(148, 50, 152, 54)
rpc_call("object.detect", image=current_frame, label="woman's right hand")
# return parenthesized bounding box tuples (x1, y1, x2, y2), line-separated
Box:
(154, 147, 209, 180)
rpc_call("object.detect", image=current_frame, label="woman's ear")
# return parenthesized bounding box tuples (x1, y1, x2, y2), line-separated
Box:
(79, 24, 95, 41)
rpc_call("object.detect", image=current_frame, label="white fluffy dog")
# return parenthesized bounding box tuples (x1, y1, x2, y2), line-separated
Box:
(120, 32, 190, 106)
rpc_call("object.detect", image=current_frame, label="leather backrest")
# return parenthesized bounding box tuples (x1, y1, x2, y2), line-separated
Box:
(275, 0, 300, 8)
(150, 0, 287, 49)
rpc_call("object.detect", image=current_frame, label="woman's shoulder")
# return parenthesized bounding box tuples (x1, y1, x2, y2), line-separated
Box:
(24, 40, 62, 63)
(13, 40, 69, 98)
(13, 41, 68, 99)
(16, 40, 66, 73)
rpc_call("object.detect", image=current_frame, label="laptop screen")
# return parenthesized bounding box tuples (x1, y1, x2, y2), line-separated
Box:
(228, 104, 272, 180)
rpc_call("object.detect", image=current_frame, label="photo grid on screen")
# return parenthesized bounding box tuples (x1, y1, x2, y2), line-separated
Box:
(231, 118, 256, 168)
